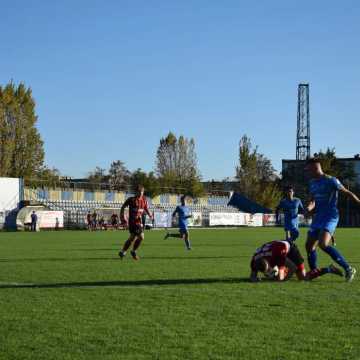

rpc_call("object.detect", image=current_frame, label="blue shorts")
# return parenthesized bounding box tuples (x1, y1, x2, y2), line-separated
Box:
(179, 227, 189, 235)
(284, 219, 298, 231)
(308, 216, 339, 238)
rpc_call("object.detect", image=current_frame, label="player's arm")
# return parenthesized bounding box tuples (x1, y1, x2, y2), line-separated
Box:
(172, 206, 179, 218)
(275, 203, 282, 225)
(250, 270, 260, 282)
(144, 201, 153, 219)
(273, 245, 287, 281)
(298, 199, 305, 214)
(249, 259, 260, 282)
(120, 199, 130, 224)
(277, 267, 287, 281)
(305, 197, 315, 216)
(339, 186, 360, 205)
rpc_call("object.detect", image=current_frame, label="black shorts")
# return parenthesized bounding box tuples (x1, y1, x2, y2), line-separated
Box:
(287, 243, 304, 266)
(129, 224, 143, 236)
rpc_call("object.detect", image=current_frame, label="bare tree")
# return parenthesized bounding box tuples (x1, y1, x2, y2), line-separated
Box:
(108, 160, 131, 190)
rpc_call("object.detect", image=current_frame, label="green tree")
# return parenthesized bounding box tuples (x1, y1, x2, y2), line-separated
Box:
(155, 132, 203, 196)
(130, 169, 160, 197)
(235, 135, 281, 209)
(25, 167, 61, 188)
(0, 82, 44, 177)
(314, 148, 355, 184)
(87, 167, 107, 185)
(184, 176, 205, 198)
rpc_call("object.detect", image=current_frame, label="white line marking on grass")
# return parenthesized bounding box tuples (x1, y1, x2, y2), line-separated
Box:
(0, 282, 37, 286)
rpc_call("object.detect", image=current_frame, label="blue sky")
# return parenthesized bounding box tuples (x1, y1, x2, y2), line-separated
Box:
(1, 0, 359, 180)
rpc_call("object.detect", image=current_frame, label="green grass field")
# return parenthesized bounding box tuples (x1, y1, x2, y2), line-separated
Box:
(0, 228, 359, 360)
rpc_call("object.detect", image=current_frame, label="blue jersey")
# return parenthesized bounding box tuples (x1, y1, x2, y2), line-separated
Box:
(174, 205, 190, 230)
(309, 175, 343, 219)
(277, 198, 304, 230)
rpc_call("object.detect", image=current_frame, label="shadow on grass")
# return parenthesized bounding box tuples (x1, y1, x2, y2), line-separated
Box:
(71, 248, 116, 251)
(0, 277, 250, 289)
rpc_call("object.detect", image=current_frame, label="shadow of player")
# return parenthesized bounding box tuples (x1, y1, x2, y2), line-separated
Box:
(0, 277, 250, 289)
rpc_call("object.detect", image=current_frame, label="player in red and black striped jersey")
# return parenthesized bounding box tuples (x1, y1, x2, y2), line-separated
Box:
(118, 185, 153, 260)
(250, 240, 343, 282)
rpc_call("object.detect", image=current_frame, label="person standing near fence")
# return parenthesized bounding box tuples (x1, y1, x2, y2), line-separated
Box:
(30, 211, 37, 231)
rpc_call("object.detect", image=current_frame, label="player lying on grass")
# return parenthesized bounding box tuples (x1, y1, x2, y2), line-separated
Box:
(304, 158, 359, 282)
(118, 185, 153, 260)
(250, 240, 343, 282)
(164, 195, 192, 250)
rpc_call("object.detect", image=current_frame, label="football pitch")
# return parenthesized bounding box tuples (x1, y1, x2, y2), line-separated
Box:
(0, 228, 359, 360)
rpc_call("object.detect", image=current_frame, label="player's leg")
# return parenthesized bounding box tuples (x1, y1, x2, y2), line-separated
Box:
(285, 230, 291, 241)
(306, 264, 343, 280)
(318, 227, 356, 281)
(183, 230, 191, 250)
(305, 230, 319, 270)
(132, 232, 144, 251)
(287, 235, 343, 280)
(283, 258, 297, 280)
(131, 229, 145, 260)
(290, 228, 300, 242)
(287, 244, 306, 279)
(331, 235, 336, 246)
(119, 232, 137, 259)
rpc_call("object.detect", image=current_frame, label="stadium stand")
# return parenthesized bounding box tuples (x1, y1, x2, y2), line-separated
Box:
(23, 187, 236, 229)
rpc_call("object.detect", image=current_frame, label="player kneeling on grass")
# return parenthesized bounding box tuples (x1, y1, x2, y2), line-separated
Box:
(250, 240, 343, 282)
(164, 195, 192, 250)
(118, 185, 153, 260)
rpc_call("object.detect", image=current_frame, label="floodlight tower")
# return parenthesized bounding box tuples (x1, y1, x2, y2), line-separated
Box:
(296, 83, 311, 160)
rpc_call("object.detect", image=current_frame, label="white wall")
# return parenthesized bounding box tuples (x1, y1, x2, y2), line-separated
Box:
(0, 177, 22, 229)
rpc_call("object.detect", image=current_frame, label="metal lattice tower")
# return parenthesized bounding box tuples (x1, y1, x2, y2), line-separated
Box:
(296, 83, 311, 160)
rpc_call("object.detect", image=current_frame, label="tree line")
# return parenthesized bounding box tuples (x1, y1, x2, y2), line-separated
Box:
(2, 81, 357, 212)
(0, 82, 45, 178)
(84, 132, 204, 198)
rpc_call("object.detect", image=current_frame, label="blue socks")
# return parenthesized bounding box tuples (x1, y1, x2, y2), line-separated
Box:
(308, 250, 318, 270)
(322, 246, 350, 271)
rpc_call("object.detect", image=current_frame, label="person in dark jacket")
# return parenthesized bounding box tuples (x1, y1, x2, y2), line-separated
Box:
(31, 211, 38, 231)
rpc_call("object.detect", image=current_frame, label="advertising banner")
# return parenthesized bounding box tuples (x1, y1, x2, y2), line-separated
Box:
(262, 214, 277, 226)
(243, 213, 263, 227)
(38, 211, 64, 228)
(154, 211, 171, 228)
(188, 212, 202, 227)
(277, 214, 311, 227)
(209, 212, 246, 226)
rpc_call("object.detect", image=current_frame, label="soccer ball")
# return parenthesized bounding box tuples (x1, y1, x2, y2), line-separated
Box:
(272, 266, 279, 277)
(265, 265, 279, 279)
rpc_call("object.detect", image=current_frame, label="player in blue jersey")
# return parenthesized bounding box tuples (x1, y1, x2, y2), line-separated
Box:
(305, 158, 360, 282)
(276, 186, 304, 242)
(164, 195, 192, 250)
